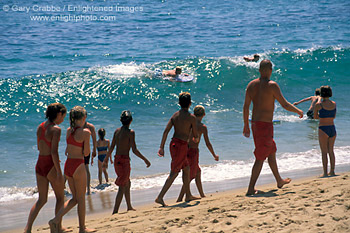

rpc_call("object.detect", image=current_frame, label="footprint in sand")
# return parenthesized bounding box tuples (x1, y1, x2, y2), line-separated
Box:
(208, 207, 220, 212)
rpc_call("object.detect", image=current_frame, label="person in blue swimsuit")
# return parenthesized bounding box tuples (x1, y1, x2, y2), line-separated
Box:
(314, 85, 336, 177)
(97, 128, 110, 185)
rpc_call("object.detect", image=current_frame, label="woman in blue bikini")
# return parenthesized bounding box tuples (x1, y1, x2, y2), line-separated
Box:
(314, 85, 336, 177)
(97, 128, 110, 185)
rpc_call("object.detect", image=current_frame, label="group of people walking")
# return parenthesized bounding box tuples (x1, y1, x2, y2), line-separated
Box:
(24, 59, 336, 233)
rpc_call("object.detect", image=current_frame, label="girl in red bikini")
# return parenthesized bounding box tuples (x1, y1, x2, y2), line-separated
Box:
(314, 85, 337, 177)
(49, 106, 95, 233)
(24, 103, 67, 233)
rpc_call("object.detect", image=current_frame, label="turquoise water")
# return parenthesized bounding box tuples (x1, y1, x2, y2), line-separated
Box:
(0, 0, 350, 202)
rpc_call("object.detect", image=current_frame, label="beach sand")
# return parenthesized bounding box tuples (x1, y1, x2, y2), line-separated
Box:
(9, 172, 350, 233)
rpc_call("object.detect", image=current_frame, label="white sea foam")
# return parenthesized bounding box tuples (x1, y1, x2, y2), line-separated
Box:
(131, 146, 350, 189)
(94, 62, 147, 78)
(0, 186, 55, 203)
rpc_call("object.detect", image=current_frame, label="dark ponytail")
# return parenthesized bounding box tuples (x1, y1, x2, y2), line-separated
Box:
(98, 128, 106, 140)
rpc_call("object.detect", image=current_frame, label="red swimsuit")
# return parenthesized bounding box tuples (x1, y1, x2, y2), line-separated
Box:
(35, 122, 54, 177)
(114, 155, 131, 186)
(64, 128, 84, 177)
(169, 138, 189, 173)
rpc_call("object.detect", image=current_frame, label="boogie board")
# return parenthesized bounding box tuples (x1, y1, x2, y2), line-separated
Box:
(154, 68, 194, 82)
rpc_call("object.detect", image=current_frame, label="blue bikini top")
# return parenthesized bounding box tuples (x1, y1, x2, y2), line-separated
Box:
(319, 104, 336, 118)
(97, 146, 108, 152)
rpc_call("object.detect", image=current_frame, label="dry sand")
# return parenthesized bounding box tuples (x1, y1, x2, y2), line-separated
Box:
(10, 172, 350, 233)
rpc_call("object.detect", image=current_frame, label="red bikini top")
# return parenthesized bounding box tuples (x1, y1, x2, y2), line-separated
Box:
(67, 127, 84, 148)
(38, 122, 53, 148)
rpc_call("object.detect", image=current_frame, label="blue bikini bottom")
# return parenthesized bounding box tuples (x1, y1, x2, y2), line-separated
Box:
(98, 154, 107, 163)
(319, 125, 336, 138)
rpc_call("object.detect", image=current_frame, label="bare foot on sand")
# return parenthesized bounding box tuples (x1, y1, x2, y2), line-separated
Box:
(60, 227, 73, 233)
(277, 178, 291, 189)
(79, 227, 96, 233)
(155, 198, 167, 207)
(328, 172, 336, 177)
(127, 208, 136, 211)
(49, 220, 59, 233)
(176, 197, 183, 202)
(246, 189, 265, 196)
(185, 196, 201, 202)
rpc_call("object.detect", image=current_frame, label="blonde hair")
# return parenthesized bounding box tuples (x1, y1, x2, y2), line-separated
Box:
(69, 106, 87, 130)
(194, 105, 205, 117)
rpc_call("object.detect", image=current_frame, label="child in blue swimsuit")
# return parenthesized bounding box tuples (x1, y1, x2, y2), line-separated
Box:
(97, 128, 110, 185)
(314, 85, 336, 177)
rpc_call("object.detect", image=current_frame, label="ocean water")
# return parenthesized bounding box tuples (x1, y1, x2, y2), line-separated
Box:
(1, 0, 350, 206)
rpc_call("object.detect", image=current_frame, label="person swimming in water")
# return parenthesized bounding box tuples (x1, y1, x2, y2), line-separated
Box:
(162, 67, 189, 78)
(244, 54, 260, 62)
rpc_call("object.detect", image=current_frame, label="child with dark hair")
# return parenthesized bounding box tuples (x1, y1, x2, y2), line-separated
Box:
(155, 92, 200, 207)
(293, 88, 321, 119)
(104, 110, 150, 214)
(25, 103, 67, 233)
(314, 85, 337, 177)
(49, 106, 94, 233)
(96, 128, 110, 185)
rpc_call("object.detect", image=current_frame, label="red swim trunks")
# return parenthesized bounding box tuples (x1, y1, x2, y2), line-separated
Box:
(35, 155, 54, 177)
(114, 155, 131, 186)
(170, 138, 189, 173)
(251, 121, 277, 161)
(64, 158, 84, 177)
(187, 148, 200, 180)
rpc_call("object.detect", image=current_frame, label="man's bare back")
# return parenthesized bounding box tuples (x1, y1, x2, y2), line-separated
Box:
(163, 70, 177, 77)
(247, 78, 278, 122)
(243, 60, 302, 137)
